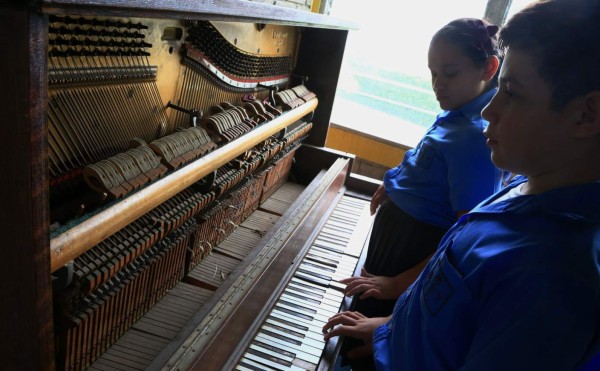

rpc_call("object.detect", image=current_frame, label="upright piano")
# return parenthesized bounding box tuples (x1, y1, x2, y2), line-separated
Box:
(0, 1, 378, 370)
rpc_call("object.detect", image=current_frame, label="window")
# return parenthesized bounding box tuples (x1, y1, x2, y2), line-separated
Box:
(328, 1, 527, 149)
(506, 0, 537, 19)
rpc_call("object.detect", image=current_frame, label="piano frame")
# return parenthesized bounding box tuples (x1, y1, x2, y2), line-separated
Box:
(0, 1, 361, 369)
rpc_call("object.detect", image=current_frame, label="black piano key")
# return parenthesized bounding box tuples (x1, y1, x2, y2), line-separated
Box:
(235, 196, 373, 370)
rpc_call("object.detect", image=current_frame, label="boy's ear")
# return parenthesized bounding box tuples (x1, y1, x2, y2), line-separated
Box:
(483, 56, 500, 81)
(573, 91, 600, 138)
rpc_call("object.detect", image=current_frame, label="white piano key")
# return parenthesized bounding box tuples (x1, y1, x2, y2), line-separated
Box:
(235, 364, 255, 371)
(329, 214, 358, 225)
(315, 234, 350, 246)
(244, 351, 292, 370)
(265, 317, 323, 343)
(249, 343, 295, 364)
(290, 277, 345, 300)
(275, 300, 331, 324)
(271, 306, 327, 330)
(261, 322, 325, 349)
(281, 287, 340, 308)
(280, 293, 339, 316)
(239, 355, 280, 371)
(256, 331, 323, 360)
(281, 287, 331, 306)
(300, 260, 353, 280)
(285, 284, 342, 308)
(305, 251, 341, 267)
(297, 264, 346, 284)
(319, 225, 351, 237)
(306, 248, 357, 266)
(295, 270, 347, 292)
(255, 333, 321, 365)
(234, 196, 373, 370)
(263, 318, 325, 350)
(307, 247, 347, 264)
(319, 226, 351, 238)
(305, 254, 356, 274)
(301, 256, 347, 273)
(253, 338, 298, 359)
(316, 234, 349, 245)
(333, 208, 361, 217)
(258, 327, 321, 354)
(318, 227, 351, 238)
(311, 244, 359, 261)
(324, 220, 354, 232)
(268, 312, 324, 337)
(312, 240, 346, 254)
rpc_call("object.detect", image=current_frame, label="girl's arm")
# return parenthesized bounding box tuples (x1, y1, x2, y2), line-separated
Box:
(370, 184, 388, 215)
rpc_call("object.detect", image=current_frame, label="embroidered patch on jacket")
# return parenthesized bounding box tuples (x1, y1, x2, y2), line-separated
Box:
(423, 259, 455, 316)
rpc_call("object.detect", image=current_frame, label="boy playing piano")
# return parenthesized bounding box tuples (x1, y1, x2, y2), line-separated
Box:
(323, 0, 600, 369)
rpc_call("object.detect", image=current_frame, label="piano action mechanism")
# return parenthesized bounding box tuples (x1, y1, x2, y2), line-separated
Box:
(0, 1, 376, 370)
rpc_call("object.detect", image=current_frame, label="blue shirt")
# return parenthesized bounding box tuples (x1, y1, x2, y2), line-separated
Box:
(384, 88, 499, 228)
(373, 177, 600, 370)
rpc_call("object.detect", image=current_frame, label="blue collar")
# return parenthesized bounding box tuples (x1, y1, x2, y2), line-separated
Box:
(437, 87, 498, 122)
(472, 177, 600, 223)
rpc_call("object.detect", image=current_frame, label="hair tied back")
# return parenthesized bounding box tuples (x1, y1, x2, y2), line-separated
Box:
(467, 19, 497, 56)
(486, 25, 499, 38)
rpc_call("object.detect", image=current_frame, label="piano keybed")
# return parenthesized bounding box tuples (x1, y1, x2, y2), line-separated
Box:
(235, 195, 373, 371)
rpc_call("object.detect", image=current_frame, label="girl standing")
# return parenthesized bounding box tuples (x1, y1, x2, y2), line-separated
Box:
(339, 17, 503, 369)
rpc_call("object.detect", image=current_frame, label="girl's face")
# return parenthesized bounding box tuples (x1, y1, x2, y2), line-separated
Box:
(428, 39, 490, 111)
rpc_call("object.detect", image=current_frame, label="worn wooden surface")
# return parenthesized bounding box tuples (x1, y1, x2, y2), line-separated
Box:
(0, 5, 54, 370)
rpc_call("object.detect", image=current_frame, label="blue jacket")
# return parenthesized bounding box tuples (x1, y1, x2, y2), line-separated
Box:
(373, 177, 600, 370)
(384, 88, 500, 229)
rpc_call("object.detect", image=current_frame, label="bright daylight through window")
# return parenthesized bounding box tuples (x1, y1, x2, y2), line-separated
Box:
(329, 0, 531, 148)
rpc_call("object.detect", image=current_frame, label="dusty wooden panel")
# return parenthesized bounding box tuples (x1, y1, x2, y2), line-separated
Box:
(0, 6, 54, 370)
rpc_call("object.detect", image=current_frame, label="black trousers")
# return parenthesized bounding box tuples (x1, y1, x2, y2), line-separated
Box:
(357, 200, 449, 317)
(340, 200, 449, 370)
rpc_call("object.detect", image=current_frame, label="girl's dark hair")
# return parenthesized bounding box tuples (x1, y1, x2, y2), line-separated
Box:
(432, 18, 503, 87)
(500, 0, 600, 109)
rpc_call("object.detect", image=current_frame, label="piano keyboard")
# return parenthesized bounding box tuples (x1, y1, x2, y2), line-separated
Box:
(236, 195, 373, 371)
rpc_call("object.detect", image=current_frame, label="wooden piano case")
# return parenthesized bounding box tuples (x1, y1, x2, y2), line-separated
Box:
(0, 1, 368, 369)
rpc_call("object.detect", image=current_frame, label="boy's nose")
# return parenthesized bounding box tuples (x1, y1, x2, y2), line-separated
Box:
(481, 97, 497, 123)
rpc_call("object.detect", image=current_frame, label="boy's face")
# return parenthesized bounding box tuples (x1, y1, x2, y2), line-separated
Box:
(482, 48, 574, 177)
(428, 39, 489, 111)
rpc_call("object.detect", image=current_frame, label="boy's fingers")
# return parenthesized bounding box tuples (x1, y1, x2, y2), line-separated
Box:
(345, 282, 375, 297)
(339, 276, 358, 284)
(322, 311, 360, 333)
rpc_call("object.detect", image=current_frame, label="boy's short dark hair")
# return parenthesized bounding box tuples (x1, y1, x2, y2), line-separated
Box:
(500, 0, 600, 109)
